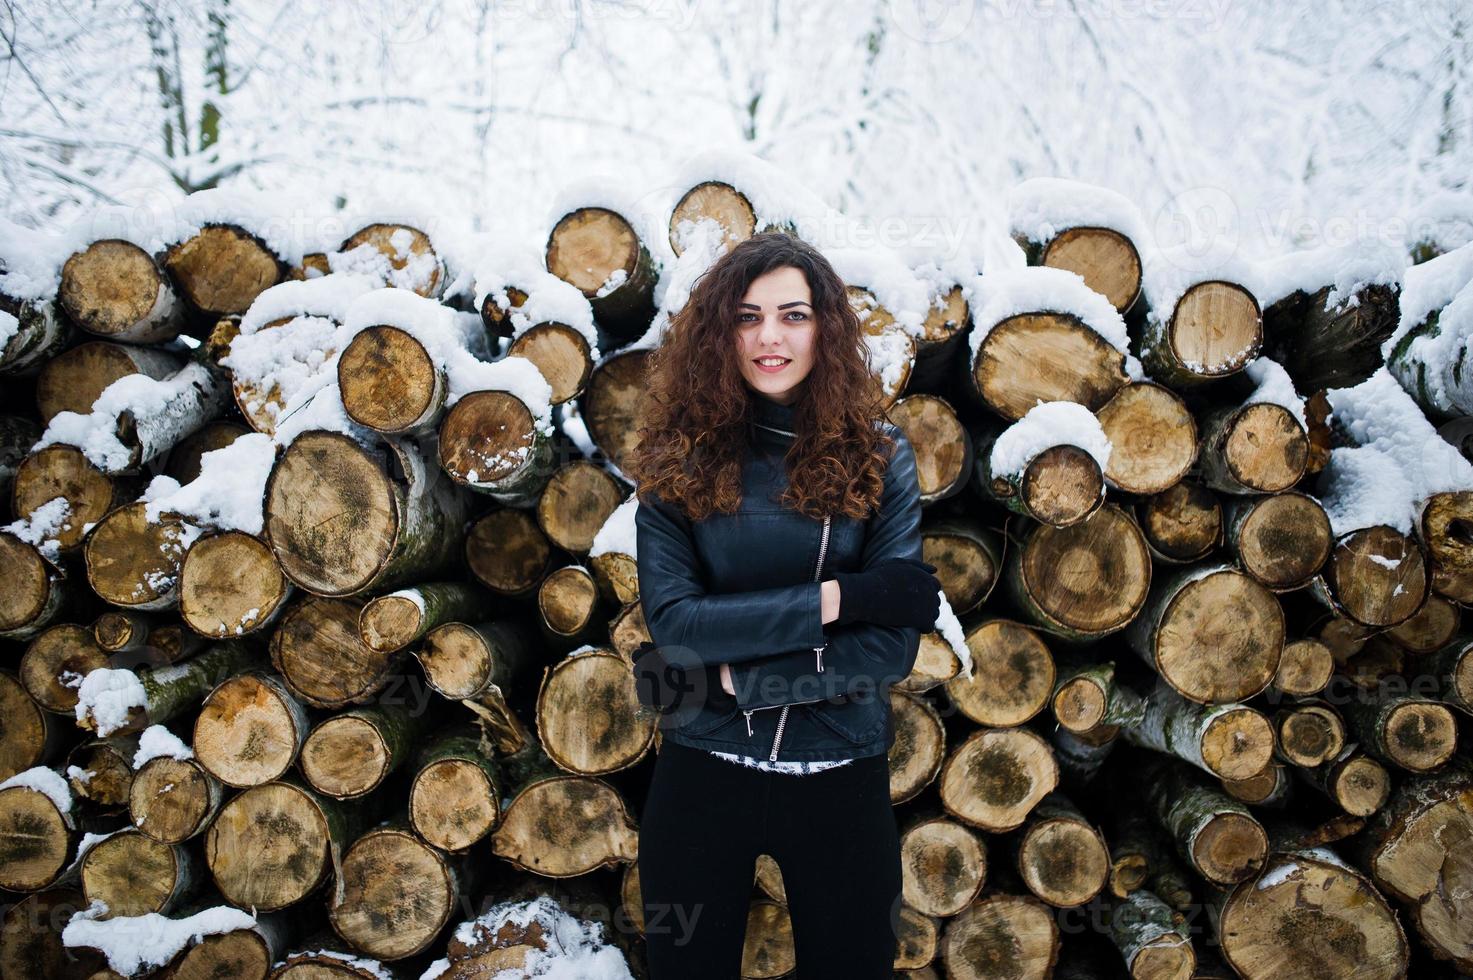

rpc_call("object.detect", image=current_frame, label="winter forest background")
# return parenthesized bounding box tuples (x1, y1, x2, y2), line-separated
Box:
(3, 0, 1472, 261)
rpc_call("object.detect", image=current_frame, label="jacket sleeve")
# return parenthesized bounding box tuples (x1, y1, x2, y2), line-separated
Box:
(726, 426, 926, 711)
(634, 488, 826, 668)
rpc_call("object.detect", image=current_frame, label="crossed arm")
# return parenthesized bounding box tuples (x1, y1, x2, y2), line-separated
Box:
(633, 428, 926, 711)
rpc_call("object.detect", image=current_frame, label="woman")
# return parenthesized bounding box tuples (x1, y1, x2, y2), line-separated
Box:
(629, 232, 941, 978)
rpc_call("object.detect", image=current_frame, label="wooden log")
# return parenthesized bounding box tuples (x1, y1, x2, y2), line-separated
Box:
(907, 283, 972, 395)
(265, 431, 468, 596)
(270, 596, 403, 709)
(1138, 280, 1261, 387)
(1015, 793, 1110, 908)
(0, 886, 106, 977)
(887, 688, 948, 806)
(36, 341, 182, 425)
(159, 911, 292, 980)
(939, 727, 1059, 833)
(0, 772, 122, 892)
(1340, 686, 1458, 773)
(408, 724, 504, 853)
(1215, 847, 1408, 980)
(535, 647, 655, 775)
(299, 702, 430, 800)
(668, 180, 759, 255)
(1273, 700, 1345, 768)
(1383, 592, 1461, 653)
(1050, 657, 1146, 734)
(1267, 637, 1334, 699)
(534, 459, 626, 554)
(1417, 490, 1473, 573)
(894, 394, 973, 504)
(228, 312, 343, 436)
(1141, 757, 1267, 887)
(505, 321, 595, 404)
(1353, 761, 1473, 971)
(938, 893, 1060, 980)
(944, 619, 1055, 728)
(0, 293, 73, 376)
(465, 507, 552, 596)
(920, 514, 1004, 616)
(1121, 686, 1275, 782)
(1264, 279, 1400, 393)
(1124, 562, 1283, 703)
(338, 324, 459, 434)
(1094, 381, 1197, 495)
(1223, 492, 1332, 590)
(130, 754, 224, 844)
(1220, 761, 1293, 808)
(846, 284, 917, 406)
(537, 564, 604, 648)
(1052, 724, 1119, 787)
(1004, 503, 1152, 642)
(0, 670, 65, 780)
(893, 904, 942, 973)
(577, 346, 650, 473)
(12, 444, 141, 552)
(416, 618, 538, 704)
(336, 223, 447, 298)
(1106, 809, 1197, 912)
(438, 389, 556, 504)
(898, 812, 987, 918)
(20, 622, 111, 714)
(80, 827, 200, 918)
(969, 312, 1129, 421)
(973, 418, 1103, 528)
(1311, 524, 1429, 628)
(74, 641, 263, 737)
(1021, 225, 1143, 313)
(83, 501, 193, 611)
(1423, 634, 1473, 714)
(488, 738, 638, 877)
(1296, 745, 1391, 817)
(1196, 402, 1308, 495)
(63, 735, 139, 811)
(59, 239, 184, 344)
(1107, 888, 1196, 980)
(193, 671, 311, 787)
(359, 581, 489, 653)
(545, 206, 657, 338)
(164, 223, 284, 317)
(1134, 481, 1222, 565)
(178, 530, 291, 638)
(326, 821, 466, 960)
(204, 776, 369, 912)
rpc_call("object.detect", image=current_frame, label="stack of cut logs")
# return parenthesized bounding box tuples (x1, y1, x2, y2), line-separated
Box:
(1, 172, 1472, 980)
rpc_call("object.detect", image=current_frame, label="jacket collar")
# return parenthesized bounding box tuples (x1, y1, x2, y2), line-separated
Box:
(748, 392, 798, 439)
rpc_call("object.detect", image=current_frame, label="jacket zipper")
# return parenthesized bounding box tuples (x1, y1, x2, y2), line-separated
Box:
(742, 514, 832, 760)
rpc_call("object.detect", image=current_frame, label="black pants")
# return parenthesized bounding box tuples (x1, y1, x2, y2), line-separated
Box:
(638, 739, 903, 979)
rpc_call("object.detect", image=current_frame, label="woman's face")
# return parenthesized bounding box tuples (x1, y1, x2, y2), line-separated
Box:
(735, 264, 817, 406)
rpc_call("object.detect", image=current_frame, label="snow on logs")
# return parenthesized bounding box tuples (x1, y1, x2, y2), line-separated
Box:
(4, 171, 1473, 976)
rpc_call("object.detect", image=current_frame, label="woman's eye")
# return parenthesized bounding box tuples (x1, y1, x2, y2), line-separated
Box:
(786, 312, 807, 321)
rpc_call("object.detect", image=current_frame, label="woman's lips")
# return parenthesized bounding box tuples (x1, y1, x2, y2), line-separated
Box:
(753, 357, 791, 374)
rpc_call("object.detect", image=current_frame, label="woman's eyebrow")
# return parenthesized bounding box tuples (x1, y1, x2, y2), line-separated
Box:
(738, 300, 813, 310)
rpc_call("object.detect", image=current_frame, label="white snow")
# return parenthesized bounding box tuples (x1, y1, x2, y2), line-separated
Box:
(1255, 861, 1301, 890)
(669, 147, 840, 252)
(283, 949, 396, 980)
(933, 592, 974, 679)
(385, 587, 428, 616)
(2, 495, 74, 562)
(73, 668, 148, 736)
(0, 308, 18, 353)
(63, 900, 258, 976)
(1386, 240, 1473, 356)
(1319, 367, 1473, 535)
(1254, 239, 1405, 311)
(142, 433, 275, 535)
(825, 247, 932, 336)
(422, 894, 632, 980)
(1006, 177, 1152, 254)
(989, 400, 1112, 478)
(470, 235, 600, 357)
(590, 495, 639, 559)
(132, 725, 194, 769)
(1139, 239, 1266, 328)
(558, 401, 599, 460)
(1242, 357, 1307, 429)
(0, 766, 73, 814)
(33, 361, 219, 472)
(968, 265, 1132, 358)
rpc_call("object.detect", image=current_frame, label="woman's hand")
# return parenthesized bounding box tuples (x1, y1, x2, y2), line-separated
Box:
(832, 558, 941, 629)
(720, 662, 735, 695)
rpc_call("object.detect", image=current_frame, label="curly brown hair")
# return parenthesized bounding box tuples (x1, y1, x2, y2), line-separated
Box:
(627, 232, 896, 523)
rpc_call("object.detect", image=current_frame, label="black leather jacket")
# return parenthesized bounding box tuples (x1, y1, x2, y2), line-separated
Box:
(633, 391, 924, 764)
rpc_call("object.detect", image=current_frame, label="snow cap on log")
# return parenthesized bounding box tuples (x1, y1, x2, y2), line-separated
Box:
(1255, 238, 1405, 311)
(470, 235, 600, 356)
(968, 265, 1137, 367)
(62, 899, 258, 977)
(989, 400, 1112, 479)
(1006, 176, 1152, 252)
